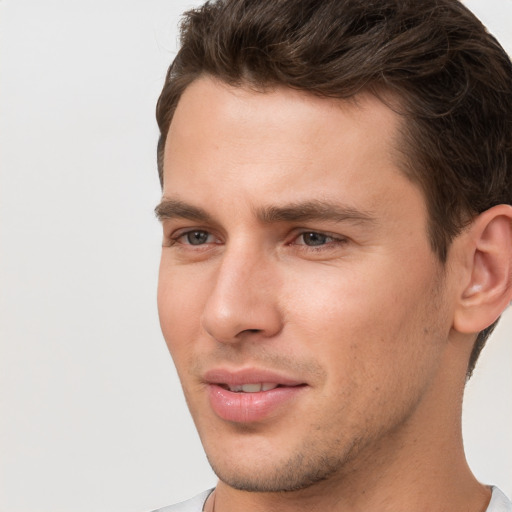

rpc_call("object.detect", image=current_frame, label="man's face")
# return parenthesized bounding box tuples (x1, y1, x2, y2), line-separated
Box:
(157, 77, 454, 491)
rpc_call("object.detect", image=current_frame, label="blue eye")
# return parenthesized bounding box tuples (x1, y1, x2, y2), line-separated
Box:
(184, 230, 211, 245)
(299, 232, 331, 246)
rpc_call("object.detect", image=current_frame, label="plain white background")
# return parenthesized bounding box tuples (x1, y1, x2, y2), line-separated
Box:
(0, 1, 511, 511)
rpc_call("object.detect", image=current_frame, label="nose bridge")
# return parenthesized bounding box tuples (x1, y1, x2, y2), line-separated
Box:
(201, 241, 282, 343)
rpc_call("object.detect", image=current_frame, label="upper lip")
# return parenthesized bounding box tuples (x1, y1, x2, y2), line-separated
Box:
(203, 368, 305, 387)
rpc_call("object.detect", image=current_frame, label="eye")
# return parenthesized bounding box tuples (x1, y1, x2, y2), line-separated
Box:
(296, 232, 334, 246)
(180, 230, 214, 245)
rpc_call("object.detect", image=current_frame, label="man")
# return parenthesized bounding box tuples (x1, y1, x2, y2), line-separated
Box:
(153, 0, 512, 511)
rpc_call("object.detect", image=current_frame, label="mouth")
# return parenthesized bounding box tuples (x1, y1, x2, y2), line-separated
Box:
(217, 382, 290, 393)
(204, 368, 306, 392)
(203, 369, 308, 423)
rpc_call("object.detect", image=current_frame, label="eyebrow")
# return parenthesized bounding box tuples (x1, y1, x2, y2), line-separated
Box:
(255, 200, 377, 225)
(155, 199, 212, 222)
(155, 197, 376, 226)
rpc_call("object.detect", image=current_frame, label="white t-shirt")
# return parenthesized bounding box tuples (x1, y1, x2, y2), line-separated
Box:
(152, 486, 512, 512)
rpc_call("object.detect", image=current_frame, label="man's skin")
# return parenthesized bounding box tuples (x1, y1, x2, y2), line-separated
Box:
(156, 77, 512, 512)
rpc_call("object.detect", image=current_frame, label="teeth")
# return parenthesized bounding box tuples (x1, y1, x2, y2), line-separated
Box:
(227, 383, 279, 393)
(241, 383, 262, 393)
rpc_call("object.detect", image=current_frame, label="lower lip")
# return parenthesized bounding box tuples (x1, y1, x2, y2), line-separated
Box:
(207, 384, 306, 423)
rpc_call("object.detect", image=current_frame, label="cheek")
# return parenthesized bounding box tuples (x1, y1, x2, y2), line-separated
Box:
(283, 262, 445, 378)
(157, 261, 207, 354)
(283, 264, 393, 338)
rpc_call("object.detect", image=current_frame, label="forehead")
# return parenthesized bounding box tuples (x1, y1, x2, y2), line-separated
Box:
(166, 78, 401, 159)
(162, 77, 422, 221)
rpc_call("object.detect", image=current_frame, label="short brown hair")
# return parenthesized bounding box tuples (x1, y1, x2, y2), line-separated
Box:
(156, 0, 512, 376)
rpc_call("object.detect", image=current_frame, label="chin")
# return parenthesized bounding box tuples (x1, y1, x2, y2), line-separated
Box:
(206, 448, 346, 493)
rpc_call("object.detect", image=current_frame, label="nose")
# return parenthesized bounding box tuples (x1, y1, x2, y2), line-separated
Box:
(201, 246, 283, 344)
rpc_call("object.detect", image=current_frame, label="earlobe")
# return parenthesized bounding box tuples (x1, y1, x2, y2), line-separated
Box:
(453, 204, 512, 334)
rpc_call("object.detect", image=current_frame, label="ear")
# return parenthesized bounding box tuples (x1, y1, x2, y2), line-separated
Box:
(453, 204, 512, 334)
